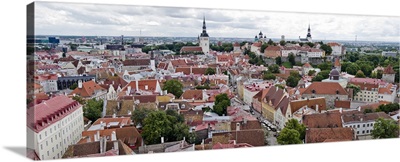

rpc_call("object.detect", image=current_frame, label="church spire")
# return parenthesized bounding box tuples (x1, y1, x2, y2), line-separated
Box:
(200, 15, 209, 37)
(307, 24, 312, 38)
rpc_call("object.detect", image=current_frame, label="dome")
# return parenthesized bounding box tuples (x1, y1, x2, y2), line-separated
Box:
(329, 69, 340, 76)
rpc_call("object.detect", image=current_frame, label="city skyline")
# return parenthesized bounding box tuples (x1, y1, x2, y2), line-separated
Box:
(35, 2, 399, 42)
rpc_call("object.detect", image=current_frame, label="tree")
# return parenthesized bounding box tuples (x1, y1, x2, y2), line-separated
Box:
(70, 83, 78, 90)
(355, 70, 366, 78)
(286, 75, 300, 87)
(277, 128, 302, 145)
(275, 84, 285, 89)
(346, 84, 361, 97)
(263, 73, 276, 80)
(320, 44, 332, 55)
(141, 111, 173, 145)
(260, 43, 268, 53)
(376, 103, 400, 113)
(317, 62, 332, 71)
(308, 70, 316, 76)
(288, 53, 296, 66)
(267, 39, 274, 45)
(72, 95, 86, 105)
(284, 119, 306, 140)
(346, 63, 360, 75)
(279, 40, 286, 46)
(83, 98, 103, 122)
(371, 118, 399, 139)
(162, 79, 184, 98)
(213, 93, 231, 116)
(275, 56, 282, 66)
(268, 64, 280, 73)
(205, 67, 216, 75)
(311, 70, 330, 82)
(132, 107, 155, 127)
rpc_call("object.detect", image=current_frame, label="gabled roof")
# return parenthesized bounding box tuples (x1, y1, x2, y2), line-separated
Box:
(305, 128, 354, 143)
(181, 90, 203, 100)
(275, 96, 290, 114)
(170, 59, 188, 67)
(212, 129, 265, 147)
(290, 97, 326, 113)
(303, 112, 343, 128)
(334, 100, 351, 109)
(180, 46, 203, 53)
(134, 95, 157, 103)
(303, 82, 348, 95)
(105, 100, 135, 116)
(383, 64, 395, 74)
(342, 111, 392, 123)
(103, 76, 128, 90)
(252, 42, 262, 47)
(69, 80, 106, 97)
(265, 45, 282, 51)
(122, 79, 159, 92)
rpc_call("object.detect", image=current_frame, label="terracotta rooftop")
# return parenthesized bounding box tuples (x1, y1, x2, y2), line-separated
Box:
(290, 97, 326, 114)
(303, 82, 348, 95)
(334, 100, 351, 109)
(383, 65, 395, 74)
(105, 100, 135, 117)
(122, 59, 150, 66)
(180, 46, 203, 53)
(305, 128, 354, 143)
(342, 111, 392, 123)
(303, 112, 343, 128)
(212, 129, 265, 147)
(134, 95, 157, 103)
(181, 90, 204, 100)
(69, 80, 106, 97)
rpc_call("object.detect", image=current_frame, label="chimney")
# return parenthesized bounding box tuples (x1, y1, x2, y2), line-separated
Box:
(201, 139, 205, 150)
(236, 122, 240, 131)
(100, 121, 104, 130)
(316, 104, 319, 112)
(136, 80, 139, 91)
(96, 131, 100, 141)
(113, 113, 116, 118)
(78, 80, 83, 89)
(339, 108, 343, 113)
(161, 137, 164, 143)
(127, 86, 131, 95)
(145, 85, 148, 90)
(357, 106, 361, 112)
(233, 140, 237, 145)
(100, 137, 104, 153)
(87, 136, 91, 143)
(243, 117, 247, 124)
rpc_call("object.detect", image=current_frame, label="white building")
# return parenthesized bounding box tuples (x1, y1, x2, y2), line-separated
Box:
(342, 110, 392, 137)
(327, 42, 344, 56)
(307, 48, 324, 58)
(27, 95, 84, 160)
(36, 74, 58, 93)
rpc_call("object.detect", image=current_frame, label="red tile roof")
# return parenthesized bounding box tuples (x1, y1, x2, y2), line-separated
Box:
(35, 74, 58, 81)
(181, 90, 203, 100)
(290, 97, 326, 113)
(327, 42, 341, 47)
(170, 59, 188, 67)
(303, 62, 312, 68)
(334, 100, 351, 109)
(303, 82, 348, 95)
(252, 42, 262, 47)
(303, 112, 343, 128)
(70, 80, 106, 97)
(305, 128, 354, 143)
(217, 55, 233, 62)
(122, 79, 159, 92)
(383, 64, 395, 74)
(122, 59, 150, 66)
(180, 46, 203, 53)
(27, 95, 81, 133)
(134, 95, 157, 103)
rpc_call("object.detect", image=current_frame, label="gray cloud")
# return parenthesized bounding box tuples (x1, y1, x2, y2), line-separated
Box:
(34, 1, 399, 42)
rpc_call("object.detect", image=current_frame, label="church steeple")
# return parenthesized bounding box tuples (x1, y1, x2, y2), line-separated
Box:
(200, 16, 209, 37)
(307, 24, 312, 38)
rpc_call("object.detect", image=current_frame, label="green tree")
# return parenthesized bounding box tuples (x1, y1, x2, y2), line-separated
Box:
(162, 79, 184, 98)
(132, 107, 155, 127)
(141, 111, 173, 145)
(277, 128, 302, 145)
(320, 44, 332, 55)
(286, 75, 300, 87)
(275, 84, 285, 89)
(346, 63, 360, 75)
(83, 98, 103, 122)
(166, 109, 185, 123)
(317, 62, 332, 71)
(288, 53, 296, 66)
(70, 83, 78, 90)
(263, 73, 276, 80)
(284, 119, 306, 140)
(311, 70, 330, 82)
(213, 93, 231, 116)
(346, 84, 361, 97)
(275, 56, 282, 66)
(376, 103, 400, 113)
(308, 70, 316, 76)
(205, 67, 216, 75)
(371, 118, 399, 139)
(72, 95, 86, 105)
(268, 64, 280, 73)
(260, 43, 268, 53)
(364, 109, 373, 114)
(355, 70, 366, 78)
(279, 40, 286, 46)
(267, 39, 274, 45)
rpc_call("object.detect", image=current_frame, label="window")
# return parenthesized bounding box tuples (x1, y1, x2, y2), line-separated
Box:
(52, 147, 54, 152)
(39, 134, 41, 140)
(45, 131, 47, 136)
(367, 130, 369, 133)
(50, 128, 52, 133)
(57, 153, 59, 159)
(51, 138, 53, 143)
(362, 130, 365, 134)
(363, 124, 365, 127)
(40, 144, 43, 150)
(47, 151, 49, 156)
(357, 125, 360, 128)
(357, 131, 359, 134)
(367, 124, 369, 127)
(46, 141, 48, 146)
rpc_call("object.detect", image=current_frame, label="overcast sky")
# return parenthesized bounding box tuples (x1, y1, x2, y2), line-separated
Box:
(35, 1, 399, 42)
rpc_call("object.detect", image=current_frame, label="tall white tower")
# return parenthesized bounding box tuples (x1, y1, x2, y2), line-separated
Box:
(150, 50, 156, 71)
(199, 16, 210, 55)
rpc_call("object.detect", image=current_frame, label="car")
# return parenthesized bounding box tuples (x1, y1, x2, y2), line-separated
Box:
(251, 111, 255, 115)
